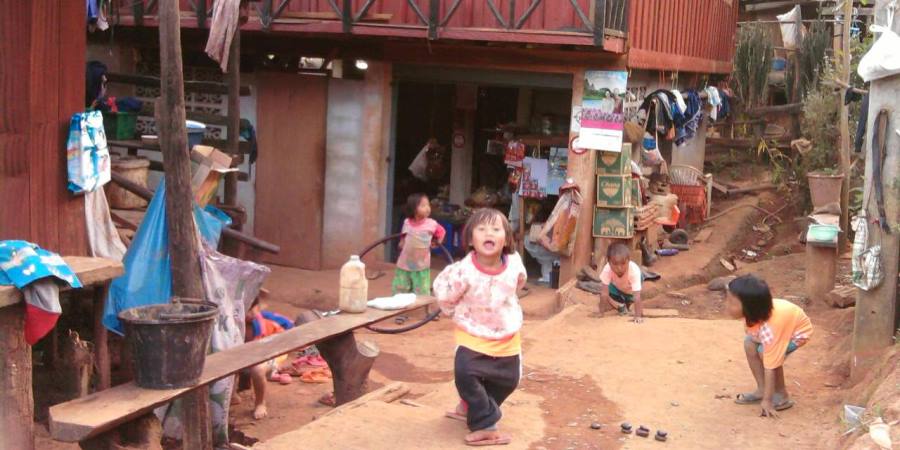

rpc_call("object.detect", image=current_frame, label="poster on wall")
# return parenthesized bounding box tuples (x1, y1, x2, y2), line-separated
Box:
(579, 70, 628, 152)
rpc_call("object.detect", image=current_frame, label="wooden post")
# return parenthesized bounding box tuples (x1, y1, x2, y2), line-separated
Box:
(157, 1, 209, 448)
(561, 68, 596, 283)
(296, 312, 380, 406)
(93, 286, 110, 391)
(224, 28, 240, 207)
(804, 244, 837, 301)
(838, 0, 853, 250)
(0, 304, 33, 450)
(851, 0, 900, 381)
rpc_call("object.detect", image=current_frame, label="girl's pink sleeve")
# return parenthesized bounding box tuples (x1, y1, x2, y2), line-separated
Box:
(431, 219, 446, 241)
(433, 261, 467, 316)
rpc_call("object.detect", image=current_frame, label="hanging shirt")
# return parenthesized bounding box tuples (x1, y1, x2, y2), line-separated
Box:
(745, 299, 814, 369)
(397, 218, 446, 272)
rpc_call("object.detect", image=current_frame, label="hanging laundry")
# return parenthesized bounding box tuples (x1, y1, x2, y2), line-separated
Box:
(682, 90, 705, 140)
(854, 94, 870, 153)
(639, 90, 678, 138)
(0, 241, 83, 344)
(705, 87, 722, 122)
(670, 90, 688, 115)
(205, 0, 241, 72)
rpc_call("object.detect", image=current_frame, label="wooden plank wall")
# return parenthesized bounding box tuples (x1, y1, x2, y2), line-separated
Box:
(627, 0, 739, 73)
(0, 0, 88, 256)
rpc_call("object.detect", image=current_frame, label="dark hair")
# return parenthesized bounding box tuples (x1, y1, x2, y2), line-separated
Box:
(405, 193, 429, 219)
(533, 198, 556, 224)
(607, 242, 631, 261)
(727, 274, 773, 326)
(463, 208, 515, 255)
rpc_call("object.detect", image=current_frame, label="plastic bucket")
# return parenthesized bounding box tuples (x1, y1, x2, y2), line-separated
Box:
(118, 299, 218, 389)
(807, 172, 844, 209)
(186, 120, 207, 150)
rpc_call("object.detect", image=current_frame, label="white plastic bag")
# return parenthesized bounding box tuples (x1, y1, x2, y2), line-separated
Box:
(408, 142, 430, 181)
(858, 25, 900, 82)
(777, 6, 805, 49)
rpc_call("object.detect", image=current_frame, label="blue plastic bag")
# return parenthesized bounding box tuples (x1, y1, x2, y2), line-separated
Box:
(103, 179, 229, 334)
(67, 110, 111, 194)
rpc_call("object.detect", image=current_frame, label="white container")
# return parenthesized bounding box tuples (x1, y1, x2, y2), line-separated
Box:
(339, 255, 368, 313)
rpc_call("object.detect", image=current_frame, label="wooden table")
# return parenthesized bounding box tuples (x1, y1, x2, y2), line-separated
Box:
(0, 256, 123, 450)
(49, 297, 436, 449)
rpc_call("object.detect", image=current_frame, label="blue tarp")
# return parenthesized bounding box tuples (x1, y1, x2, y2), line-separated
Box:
(102, 179, 232, 334)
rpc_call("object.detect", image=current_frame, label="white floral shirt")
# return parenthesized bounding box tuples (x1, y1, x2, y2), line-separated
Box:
(433, 252, 527, 340)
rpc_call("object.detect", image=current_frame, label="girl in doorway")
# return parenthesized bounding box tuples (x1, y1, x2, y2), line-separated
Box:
(728, 274, 813, 418)
(393, 193, 446, 296)
(434, 208, 527, 446)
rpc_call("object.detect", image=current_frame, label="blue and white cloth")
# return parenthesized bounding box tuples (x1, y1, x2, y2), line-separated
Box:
(67, 110, 111, 194)
(0, 241, 82, 289)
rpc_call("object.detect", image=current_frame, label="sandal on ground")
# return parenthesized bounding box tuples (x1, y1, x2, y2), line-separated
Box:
(300, 369, 331, 384)
(775, 398, 795, 411)
(465, 434, 511, 447)
(318, 392, 336, 407)
(734, 393, 763, 404)
(445, 411, 466, 422)
(268, 372, 292, 385)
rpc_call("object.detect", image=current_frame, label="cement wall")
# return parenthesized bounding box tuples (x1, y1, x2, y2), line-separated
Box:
(321, 62, 393, 268)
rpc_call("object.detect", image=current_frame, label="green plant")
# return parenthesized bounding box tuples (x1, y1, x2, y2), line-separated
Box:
(733, 24, 774, 107)
(787, 20, 831, 100)
(800, 82, 841, 176)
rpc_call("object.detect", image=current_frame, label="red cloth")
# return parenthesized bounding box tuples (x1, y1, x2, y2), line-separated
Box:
(24, 303, 60, 345)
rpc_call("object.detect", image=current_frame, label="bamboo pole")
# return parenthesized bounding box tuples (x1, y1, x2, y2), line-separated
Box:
(838, 0, 852, 250)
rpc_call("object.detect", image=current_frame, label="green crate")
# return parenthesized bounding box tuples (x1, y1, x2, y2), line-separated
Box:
(596, 175, 632, 207)
(103, 112, 137, 140)
(593, 207, 635, 238)
(595, 144, 631, 175)
(631, 179, 641, 206)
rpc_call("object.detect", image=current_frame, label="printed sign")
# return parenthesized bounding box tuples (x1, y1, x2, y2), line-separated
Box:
(579, 70, 628, 152)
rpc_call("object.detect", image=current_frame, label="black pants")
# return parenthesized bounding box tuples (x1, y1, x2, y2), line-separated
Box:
(454, 346, 521, 431)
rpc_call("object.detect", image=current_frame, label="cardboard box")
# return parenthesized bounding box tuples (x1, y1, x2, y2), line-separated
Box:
(631, 178, 642, 206)
(593, 207, 635, 238)
(596, 175, 632, 207)
(596, 143, 632, 175)
(191, 145, 236, 207)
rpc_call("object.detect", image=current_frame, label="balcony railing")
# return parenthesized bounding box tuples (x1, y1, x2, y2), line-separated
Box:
(122, 0, 629, 50)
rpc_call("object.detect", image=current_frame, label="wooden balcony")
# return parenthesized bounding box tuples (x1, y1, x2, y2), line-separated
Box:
(116, 0, 629, 53)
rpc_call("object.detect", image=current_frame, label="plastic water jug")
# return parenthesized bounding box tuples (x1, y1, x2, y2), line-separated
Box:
(339, 255, 368, 313)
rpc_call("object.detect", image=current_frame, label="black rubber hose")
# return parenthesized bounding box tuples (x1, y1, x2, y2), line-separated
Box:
(360, 232, 454, 334)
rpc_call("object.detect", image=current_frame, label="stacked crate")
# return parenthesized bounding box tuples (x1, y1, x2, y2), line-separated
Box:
(592, 143, 634, 239)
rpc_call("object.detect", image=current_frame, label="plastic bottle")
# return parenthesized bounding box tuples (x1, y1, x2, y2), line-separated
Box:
(339, 255, 368, 313)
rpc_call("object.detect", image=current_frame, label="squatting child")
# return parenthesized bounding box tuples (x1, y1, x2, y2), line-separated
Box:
(728, 274, 813, 418)
(433, 208, 527, 446)
(596, 242, 644, 323)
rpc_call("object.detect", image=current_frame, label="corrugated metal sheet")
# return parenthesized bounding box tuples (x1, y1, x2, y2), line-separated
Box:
(627, 0, 738, 73)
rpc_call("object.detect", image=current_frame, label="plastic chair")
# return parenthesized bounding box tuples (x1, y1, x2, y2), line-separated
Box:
(669, 164, 713, 218)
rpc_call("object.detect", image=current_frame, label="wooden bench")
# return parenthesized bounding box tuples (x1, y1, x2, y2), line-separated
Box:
(0, 256, 123, 450)
(49, 296, 435, 449)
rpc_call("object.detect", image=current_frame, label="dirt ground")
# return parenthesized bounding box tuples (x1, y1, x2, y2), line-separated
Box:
(34, 187, 896, 449)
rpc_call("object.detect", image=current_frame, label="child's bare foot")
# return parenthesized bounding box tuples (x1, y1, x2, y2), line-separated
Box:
(465, 429, 511, 446)
(253, 404, 269, 420)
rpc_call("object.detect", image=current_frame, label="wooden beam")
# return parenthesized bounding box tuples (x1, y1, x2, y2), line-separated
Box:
(107, 72, 251, 96)
(743, 1, 822, 12)
(0, 304, 32, 450)
(108, 172, 280, 254)
(745, 103, 804, 116)
(157, 4, 208, 449)
(224, 29, 241, 206)
(140, 102, 230, 127)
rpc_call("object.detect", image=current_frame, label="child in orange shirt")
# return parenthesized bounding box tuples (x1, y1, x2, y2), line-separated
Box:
(727, 275, 813, 418)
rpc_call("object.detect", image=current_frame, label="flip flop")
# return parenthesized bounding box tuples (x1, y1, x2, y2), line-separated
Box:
(445, 411, 466, 422)
(775, 398, 795, 411)
(734, 393, 763, 404)
(465, 435, 511, 447)
(300, 370, 331, 384)
(318, 392, 336, 407)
